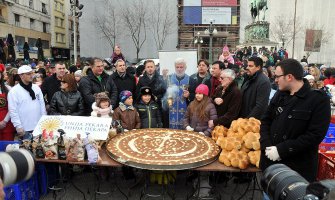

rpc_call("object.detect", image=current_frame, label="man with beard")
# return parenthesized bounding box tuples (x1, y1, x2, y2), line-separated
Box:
(240, 56, 271, 119)
(8, 65, 46, 139)
(166, 58, 190, 129)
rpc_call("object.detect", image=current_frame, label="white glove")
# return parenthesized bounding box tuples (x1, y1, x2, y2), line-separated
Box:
(124, 129, 129, 132)
(198, 132, 205, 135)
(265, 146, 281, 161)
(186, 126, 194, 131)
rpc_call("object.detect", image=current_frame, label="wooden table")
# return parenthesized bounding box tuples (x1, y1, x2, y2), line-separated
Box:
(36, 149, 261, 173)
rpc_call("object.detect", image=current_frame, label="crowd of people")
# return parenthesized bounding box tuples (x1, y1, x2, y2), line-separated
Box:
(0, 44, 332, 198)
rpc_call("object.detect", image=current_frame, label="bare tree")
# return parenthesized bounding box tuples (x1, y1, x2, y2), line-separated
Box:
(93, 0, 119, 49)
(270, 15, 303, 49)
(119, 0, 147, 60)
(304, 21, 333, 59)
(148, 0, 175, 50)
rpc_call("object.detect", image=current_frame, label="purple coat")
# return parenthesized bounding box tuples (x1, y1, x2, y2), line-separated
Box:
(183, 100, 217, 137)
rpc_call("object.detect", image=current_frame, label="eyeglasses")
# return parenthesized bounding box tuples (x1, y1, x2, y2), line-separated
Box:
(273, 74, 285, 79)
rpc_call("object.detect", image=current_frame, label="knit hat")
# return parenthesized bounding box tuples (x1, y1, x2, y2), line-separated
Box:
(223, 45, 229, 52)
(195, 84, 209, 96)
(119, 90, 132, 103)
(94, 92, 110, 107)
(74, 70, 82, 77)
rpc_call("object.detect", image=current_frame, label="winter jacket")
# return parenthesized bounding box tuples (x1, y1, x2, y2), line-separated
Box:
(91, 102, 113, 118)
(49, 90, 84, 116)
(212, 82, 242, 128)
(183, 100, 217, 137)
(136, 71, 166, 103)
(78, 71, 117, 115)
(110, 72, 137, 106)
(135, 100, 162, 128)
(260, 80, 330, 182)
(240, 71, 271, 119)
(41, 73, 61, 104)
(188, 73, 211, 102)
(112, 103, 141, 130)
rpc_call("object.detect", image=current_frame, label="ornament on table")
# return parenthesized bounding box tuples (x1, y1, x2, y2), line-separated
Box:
(57, 129, 67, 160)
(83, 132, 101, 164)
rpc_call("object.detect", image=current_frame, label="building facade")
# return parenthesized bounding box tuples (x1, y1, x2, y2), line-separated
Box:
(0, 0, 51, 60)
(50, 0, 70, 61)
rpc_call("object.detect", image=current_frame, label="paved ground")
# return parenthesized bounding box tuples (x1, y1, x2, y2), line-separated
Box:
(39, 165, 264, 200)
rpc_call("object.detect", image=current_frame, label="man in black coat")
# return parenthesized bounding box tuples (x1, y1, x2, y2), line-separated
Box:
(78, 57, 118, 115)
(41, 61, 66, 106)
(136, 59, 166, 104)
(260, 59, 330, 182)
(240, 56, 271, 119)
(110, 59, 137, 107)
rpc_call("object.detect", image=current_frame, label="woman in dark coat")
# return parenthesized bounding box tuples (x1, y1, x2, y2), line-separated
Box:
(209, 69, 242, 128)
(110, 45, 125, 65)
(50, 74, 84, 116)
(23, 42, 30, 61)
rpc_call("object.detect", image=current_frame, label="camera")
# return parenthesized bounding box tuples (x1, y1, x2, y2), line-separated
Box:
(0, 149, 35, 187)
(262, 164, 335, 200)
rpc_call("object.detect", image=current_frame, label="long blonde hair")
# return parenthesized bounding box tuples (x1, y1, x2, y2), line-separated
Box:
(188, 95, 210, 121)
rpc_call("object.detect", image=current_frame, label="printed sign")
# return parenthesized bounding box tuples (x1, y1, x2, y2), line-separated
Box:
(202, 0, 237, 6)
(202, 7, 231, 24)
(33, 115, 112, 140)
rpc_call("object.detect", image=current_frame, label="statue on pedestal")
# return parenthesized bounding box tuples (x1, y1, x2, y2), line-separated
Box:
(250, 0, 268, 22)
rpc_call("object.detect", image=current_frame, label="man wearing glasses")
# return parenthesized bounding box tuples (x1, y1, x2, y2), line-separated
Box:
(8, 65, 46, 140)
(240, 56, 271, 119)
(260, 59, 330, 183)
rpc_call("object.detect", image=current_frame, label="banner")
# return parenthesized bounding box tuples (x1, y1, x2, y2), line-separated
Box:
(304, 29, 322, 52)
(202, 7, 231, 24)
(33, 116, 112, 140)
(202, 0, 237, 6)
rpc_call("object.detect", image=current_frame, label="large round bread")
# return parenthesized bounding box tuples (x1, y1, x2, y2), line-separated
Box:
(106, 128, 221, 170)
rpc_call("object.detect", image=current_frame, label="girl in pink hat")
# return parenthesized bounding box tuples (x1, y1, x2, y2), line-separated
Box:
(183, 84, 217, 136)
(219, 45, 234, 64)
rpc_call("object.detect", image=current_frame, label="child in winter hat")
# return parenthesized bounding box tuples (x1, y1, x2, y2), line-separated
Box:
(183, 84, 217, 136)
(91, 92, 113, 117)
(113, 90, 140, 130)
(135, 86, 162, 128)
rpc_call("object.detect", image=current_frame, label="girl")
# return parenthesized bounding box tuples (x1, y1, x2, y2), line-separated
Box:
(91, 92, 113, 118)
(135, 86, 162, 128)
(183, 84, 217, 136)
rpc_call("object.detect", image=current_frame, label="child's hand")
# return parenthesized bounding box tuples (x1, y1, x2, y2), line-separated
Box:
(186, 126, 194, 131)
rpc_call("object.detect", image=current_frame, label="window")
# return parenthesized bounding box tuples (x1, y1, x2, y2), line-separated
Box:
(43, 22, 48, 33)
(14, 14, 20, 27)
(42, 3, 47, 14)
(59, 3, 63, 12)
(29, 0, 33, 9)
(30, 18, 35, 29)
(15, 36, 25, 50)
(41, 40, 49, 49)
(60, 19, 64, 27)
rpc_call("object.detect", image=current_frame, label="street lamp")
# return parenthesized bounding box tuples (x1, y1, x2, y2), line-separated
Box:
(70, 0, 84, 65)
(281, 33, 286, 48)
(194, 32, 203, 59)
(204, 20, 218, 64)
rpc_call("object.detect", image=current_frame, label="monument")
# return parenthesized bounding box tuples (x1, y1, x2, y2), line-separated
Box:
(241, 0, 277, 48)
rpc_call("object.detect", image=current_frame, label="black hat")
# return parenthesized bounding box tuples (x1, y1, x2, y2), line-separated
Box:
(140, 86, 152, 96)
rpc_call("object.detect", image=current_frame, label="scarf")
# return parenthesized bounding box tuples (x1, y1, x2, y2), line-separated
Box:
(19, 80, 36, 100)
(119, 102, 134, 111)
(210, 77, 220, 96)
